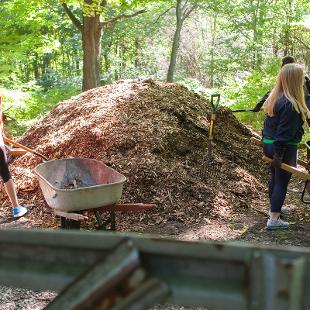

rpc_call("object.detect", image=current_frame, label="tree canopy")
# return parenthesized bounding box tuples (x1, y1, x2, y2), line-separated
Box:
(0, 0, 309, 127)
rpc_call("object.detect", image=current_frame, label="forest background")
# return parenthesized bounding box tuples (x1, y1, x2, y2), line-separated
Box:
(0, 0, 309, 137)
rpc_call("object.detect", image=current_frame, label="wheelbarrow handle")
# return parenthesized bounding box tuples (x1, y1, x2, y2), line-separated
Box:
(97, 203, 156, 212)
(4, 136, 48, 161)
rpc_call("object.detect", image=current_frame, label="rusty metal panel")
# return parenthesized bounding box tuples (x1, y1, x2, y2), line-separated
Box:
(0, 229, 309, 309)
(250, 251, 306, 310)
(47, 240, 153, 309)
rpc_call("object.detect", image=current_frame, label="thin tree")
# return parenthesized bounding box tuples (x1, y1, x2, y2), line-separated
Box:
(62, 0, 145, 91)
(167, 0, 198, 82)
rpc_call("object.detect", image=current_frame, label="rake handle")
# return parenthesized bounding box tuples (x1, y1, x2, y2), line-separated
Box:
(209, 114, 216, 140)
(232, 109, 255, 113)
(250, 137, 310, 170)
(262, 156, 310, 181)
(208, 113, 216, 158)
(0, 96, 48, 162)
(4, 136, 48, 161)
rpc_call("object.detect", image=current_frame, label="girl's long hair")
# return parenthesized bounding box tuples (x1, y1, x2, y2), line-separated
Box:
(264, 63, 310, 122)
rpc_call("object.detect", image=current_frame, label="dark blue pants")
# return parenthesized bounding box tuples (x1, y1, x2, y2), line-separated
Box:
(263, 143, 297, 213)
(0, 147, 10, 183)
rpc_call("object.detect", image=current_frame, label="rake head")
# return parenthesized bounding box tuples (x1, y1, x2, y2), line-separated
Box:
(199, 158, 222, 179)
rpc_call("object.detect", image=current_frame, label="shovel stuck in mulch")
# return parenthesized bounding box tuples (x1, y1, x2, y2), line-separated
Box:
(199, 94, 222, 179)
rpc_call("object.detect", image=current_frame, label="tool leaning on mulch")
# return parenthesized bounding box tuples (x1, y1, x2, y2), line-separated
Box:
(199, 94, 222, 179)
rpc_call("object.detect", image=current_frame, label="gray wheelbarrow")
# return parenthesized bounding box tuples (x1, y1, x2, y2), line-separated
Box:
(34, 158, 126, 212)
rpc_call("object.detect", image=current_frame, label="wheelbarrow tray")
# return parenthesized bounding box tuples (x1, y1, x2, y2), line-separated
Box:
(34, 158, 126, 212)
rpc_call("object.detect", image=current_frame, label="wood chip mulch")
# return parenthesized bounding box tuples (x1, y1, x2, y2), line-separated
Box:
(1, 79, 269, 234)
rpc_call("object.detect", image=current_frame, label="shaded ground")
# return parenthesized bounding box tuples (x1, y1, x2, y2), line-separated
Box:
(0, 287, 55, 310)
(0, 80, 309, 308)
(240, 176, 310, 247)
(1, 175, 308, 309)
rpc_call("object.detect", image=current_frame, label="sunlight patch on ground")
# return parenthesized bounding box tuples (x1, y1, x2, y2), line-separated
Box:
(180, 222, 249, 241)
(303, 15, 310, 29)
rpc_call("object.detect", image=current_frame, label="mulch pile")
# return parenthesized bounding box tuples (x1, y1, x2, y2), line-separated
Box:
(1, 80, 268, 233)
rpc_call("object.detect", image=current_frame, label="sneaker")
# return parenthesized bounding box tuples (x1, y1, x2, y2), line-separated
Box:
(269, 208, 289, 218)
(12, 205, 28, 218)
(266, 217, 289, 230)
(280, 208, 289, 217)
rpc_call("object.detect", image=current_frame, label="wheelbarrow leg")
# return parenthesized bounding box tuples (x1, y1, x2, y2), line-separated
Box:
(94, 211, 116, 230)
(301, 180, 310, 204)
(110, 211, 116, 231)
(60, 217, 81, 230)
(94, 211, 106, 230)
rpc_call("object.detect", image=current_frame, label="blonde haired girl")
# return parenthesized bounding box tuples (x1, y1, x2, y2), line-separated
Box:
(264, 63, 310, 122)
(262, 63, 309, 230)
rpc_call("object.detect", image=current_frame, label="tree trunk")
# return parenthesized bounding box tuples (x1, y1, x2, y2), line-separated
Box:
(167, 0, 183, 83)
(114, 43, 119, 80)
(251, 0, 259, 69)
(62, 1, 144, 91)
(134, 38, 140, 69)
(103, 51, 111, 84)
(102, 36, 113, 84)
(33, 53, 39, 80)
(82, 14, 103, 91)
(209, 15, 217, 88)
(121, 44, 126, 78)
(283, 0, 292, 56)
(42, 53, 51, 76)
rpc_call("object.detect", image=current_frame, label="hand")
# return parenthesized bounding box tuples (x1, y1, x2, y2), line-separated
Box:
(4, 145, 13, 164)
(271, 154, 282, 168)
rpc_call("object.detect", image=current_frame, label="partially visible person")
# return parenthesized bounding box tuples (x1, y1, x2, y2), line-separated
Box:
(0, 96, 28, 218)
(305, 74, 310, 108)
(262, 63, 310, 230)
(252, 56, 310, 112)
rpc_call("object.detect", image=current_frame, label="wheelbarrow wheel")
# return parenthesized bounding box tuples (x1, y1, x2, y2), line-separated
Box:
(60, 217, 81, 230)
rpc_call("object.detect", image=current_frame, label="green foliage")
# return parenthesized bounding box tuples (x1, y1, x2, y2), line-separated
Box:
(100, 5, 170, 83)
(21, 84, 79, 120)
(226, 58, 279, 106)
(224, 58, 280, 130)
(1, 0, 310, 138)
(177, 77, 212, 98)
(2, 79, 80, 136)
(61, 0, 154, 16)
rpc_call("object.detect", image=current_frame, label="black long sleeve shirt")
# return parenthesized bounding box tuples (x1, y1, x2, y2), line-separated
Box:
(262, 93, 304, 154)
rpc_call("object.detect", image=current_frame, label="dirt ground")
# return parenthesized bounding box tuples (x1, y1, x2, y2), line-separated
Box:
(1, 170, 308, 244)
(0, 174, 308, 309)
(0, 80, 309, 308)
